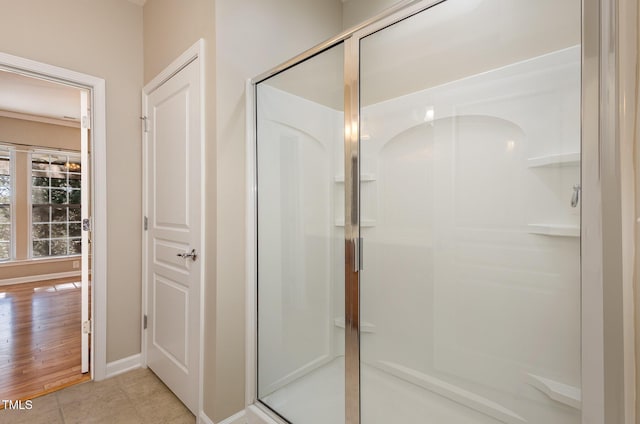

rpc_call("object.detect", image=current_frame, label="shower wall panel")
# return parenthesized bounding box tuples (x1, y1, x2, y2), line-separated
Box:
(359, 46, 581, 423)
(257, 84, 343, 396)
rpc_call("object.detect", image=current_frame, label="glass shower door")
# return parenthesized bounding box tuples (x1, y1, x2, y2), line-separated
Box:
(358, 1, 581, 423)
(255, 43, 345, 424)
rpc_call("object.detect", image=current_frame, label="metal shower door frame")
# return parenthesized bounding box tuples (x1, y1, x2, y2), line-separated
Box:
(245, 0, 615, 422)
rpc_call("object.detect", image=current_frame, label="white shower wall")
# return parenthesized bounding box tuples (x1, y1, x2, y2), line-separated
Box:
(258, 45, 581, 423)
(257, 84, 344, 396)
(359, 45, 581, 424)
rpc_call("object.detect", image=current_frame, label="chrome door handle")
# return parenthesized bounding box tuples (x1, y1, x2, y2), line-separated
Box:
(571, 184, 581, 208)
(177, 249, 197, 261)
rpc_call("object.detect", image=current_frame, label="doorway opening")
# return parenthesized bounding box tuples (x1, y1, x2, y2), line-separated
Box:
(0, 54, 106, 402)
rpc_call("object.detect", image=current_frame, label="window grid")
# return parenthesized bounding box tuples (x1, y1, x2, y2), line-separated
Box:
(31, 151, 82, 258)
(0, 147, 11, 261)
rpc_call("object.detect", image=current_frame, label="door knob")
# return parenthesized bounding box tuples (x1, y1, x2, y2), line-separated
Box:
(571, 184, 581, 208)
(177, 249, 197, 261)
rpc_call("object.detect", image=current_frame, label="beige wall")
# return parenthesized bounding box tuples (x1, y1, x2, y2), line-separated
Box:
(144, 0, 341, 420)
(0, 117, 80, 151)
(0, 0, 144, 362)
(1, 258, 79, 281)
(143, 0, 216, 84)
(636, 1, 640, 417)
(342, 0, 402, 29)
(214, 1, 341, 420)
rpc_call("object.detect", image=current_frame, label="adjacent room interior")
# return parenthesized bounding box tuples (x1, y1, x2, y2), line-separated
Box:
(0, 69, 92, 402)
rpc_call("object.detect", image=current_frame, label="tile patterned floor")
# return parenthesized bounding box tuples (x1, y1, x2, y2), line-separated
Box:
(0, 368, 195, 424)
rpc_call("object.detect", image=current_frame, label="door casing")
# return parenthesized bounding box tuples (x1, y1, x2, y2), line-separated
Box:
(0, 50, 108, 381)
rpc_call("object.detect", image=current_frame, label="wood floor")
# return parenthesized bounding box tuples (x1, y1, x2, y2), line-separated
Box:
(0, 277, 89, 403)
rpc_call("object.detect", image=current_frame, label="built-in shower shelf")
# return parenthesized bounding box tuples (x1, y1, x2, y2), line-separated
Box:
(334, 317, 376, 333)
(527, 153, 580, 168)
(334, 173, 376, 183)
(527, 373, 581, 409)
(334, 219, 376, 227)
(527, 224, 579, 237)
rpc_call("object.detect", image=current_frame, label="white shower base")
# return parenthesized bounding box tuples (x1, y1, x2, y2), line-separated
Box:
(262, 358, 500, 424)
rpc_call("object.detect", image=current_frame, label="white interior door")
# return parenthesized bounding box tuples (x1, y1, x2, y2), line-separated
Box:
(80, 89, 90, 374)
(144, 57, 202, 414)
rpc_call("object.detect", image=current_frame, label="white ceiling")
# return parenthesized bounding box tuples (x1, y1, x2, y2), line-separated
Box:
(0, 69, 82, 122)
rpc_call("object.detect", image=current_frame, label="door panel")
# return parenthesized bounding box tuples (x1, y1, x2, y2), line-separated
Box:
(145, 57, 201, 414)
(358, 1, 581, 423)
(154, 89, 189, 227)
(256, 43, 345, 424)
(154, 275, 188, 368)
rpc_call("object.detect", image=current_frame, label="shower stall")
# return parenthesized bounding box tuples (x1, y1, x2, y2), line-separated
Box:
(247, 0, 610, 423)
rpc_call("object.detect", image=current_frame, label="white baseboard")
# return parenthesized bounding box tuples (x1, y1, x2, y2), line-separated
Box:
(199, 410, 246, 424)
(0, 271, 81, 286)
(105, 353, 142, 379)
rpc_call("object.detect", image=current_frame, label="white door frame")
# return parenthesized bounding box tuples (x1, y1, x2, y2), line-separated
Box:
(0, 51, 108, 381)
(141, 39, 206, 418)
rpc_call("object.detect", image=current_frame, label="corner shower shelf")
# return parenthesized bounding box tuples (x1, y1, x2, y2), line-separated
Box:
(527, 153, 580, 168)
(334, 219, 376, 227)
(527, 224, 579, 237)
(334, 317, 376, 333)
(334, 173, 376, 183)
(527, 373, 581, 409)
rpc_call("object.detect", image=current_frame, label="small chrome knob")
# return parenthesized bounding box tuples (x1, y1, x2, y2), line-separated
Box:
(571, 184, 581, 208)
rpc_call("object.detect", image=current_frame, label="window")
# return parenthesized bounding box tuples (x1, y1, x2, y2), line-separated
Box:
(31, 151, 82, 258)
(0, 147, 11, 261)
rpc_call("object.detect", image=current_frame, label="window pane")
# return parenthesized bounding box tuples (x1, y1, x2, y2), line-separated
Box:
(0, 241, 9, 260)
(69, 223, 81, 237)
(0, 189, 9, 205)
(69, 239, 82, 255)
(66, 161, 81, 173)
(0, 224, 9, 240)
(32, 156, 50, 172)
(69, 174, 81, 188)
(51, 239, 68, 256)
(0, 157, 9, 174)
(52, 206, 67, 222)
(69, 207, 81, 222)
(51, 177, 68, 188)
(0, 206, 9, 223)
(51, 189, 67, 204)
(32, 188, 50, 204)
(0, 171, 10, 203)
(69, 189, 81, 204)
(32, 240, 50, 257)
(32, 223, 50, 239)
(32, 174, 50, 187)
(32, 206, 50, 223)
(30, 150, 81, 258)
(0, 148, 11, 261)
(51, 223, 68, 238)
